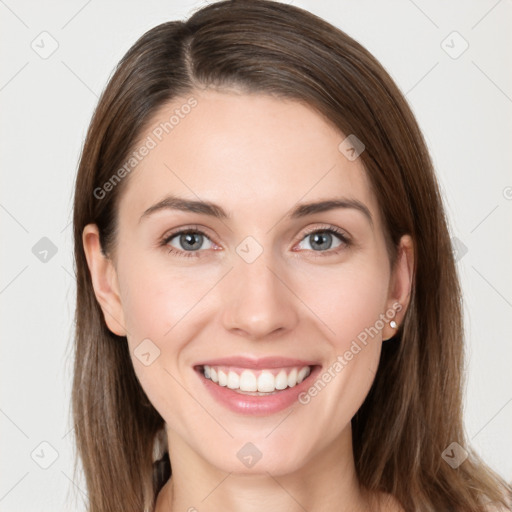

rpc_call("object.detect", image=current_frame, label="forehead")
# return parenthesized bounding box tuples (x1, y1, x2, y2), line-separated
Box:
(118, 90, 379, 229)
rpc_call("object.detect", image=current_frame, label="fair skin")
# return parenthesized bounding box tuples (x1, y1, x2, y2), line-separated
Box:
(83, 89, 413, 512)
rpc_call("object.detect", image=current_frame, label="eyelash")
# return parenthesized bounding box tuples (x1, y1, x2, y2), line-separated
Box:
(160, 224, 351, 259)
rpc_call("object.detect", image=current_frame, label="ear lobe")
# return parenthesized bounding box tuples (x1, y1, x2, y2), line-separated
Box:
(82, 223, 127, 337)
(382, 234, 414, 341)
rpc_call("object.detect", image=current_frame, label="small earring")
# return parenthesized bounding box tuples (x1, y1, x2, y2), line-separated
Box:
(390, 320, 398, 329)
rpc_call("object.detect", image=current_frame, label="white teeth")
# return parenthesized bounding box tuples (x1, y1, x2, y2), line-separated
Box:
(275, 370, 288, 390)
(202, 365, 312, 393)
(239, 370, 257, 392)
(257, 371, 275, 392)
(287, 368, 298, 388)
(297, 366, 311, 383)
(227, 371, 239, 389)
(218, 370, 227, 386)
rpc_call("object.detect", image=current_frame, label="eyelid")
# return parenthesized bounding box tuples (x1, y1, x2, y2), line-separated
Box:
(160, 224, 216, 244)
(161, 223, 351, 256)
(296, 224, 351, 243)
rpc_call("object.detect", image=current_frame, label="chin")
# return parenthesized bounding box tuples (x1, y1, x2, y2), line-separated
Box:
(194, 433, 317, 477)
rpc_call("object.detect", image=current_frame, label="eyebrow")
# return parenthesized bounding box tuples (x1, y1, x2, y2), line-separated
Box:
(139, 195, 373, 228)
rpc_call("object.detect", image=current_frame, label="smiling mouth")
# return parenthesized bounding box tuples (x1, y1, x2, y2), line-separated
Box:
(197, 365, 314, 395)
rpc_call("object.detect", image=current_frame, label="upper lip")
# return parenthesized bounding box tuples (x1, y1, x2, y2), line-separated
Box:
(194, 356, 319, 370)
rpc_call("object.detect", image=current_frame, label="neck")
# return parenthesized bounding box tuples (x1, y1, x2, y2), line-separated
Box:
(155, 425, 375, 512)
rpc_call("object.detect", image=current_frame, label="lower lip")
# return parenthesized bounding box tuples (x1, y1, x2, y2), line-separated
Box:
(196, 366, 321, 416)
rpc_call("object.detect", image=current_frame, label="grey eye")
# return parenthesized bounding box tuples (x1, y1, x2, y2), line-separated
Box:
(298, 231, 343, 251)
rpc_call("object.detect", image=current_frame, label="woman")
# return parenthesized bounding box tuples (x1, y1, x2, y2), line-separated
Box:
(71, 1, 512, 511)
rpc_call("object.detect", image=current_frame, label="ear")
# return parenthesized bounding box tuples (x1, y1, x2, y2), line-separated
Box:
(382, 234, 414, 341)
(82, 223, 127, 336)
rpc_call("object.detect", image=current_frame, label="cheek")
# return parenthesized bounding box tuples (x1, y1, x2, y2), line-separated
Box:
(116, 255, 222, 427)
(291, 259, 389, 434)
(295, 257, 389, 348)
(118, 252, 221, 342)
(118, 260, 209, 436)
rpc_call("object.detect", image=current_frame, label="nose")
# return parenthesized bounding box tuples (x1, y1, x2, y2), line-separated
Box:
(220, 251, 300, 340)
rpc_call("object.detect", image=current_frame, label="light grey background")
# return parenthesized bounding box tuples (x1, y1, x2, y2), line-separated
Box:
(1, 0, 511, 510)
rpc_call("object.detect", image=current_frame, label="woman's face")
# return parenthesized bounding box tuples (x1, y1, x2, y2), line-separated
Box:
(84, 89, 412, 476)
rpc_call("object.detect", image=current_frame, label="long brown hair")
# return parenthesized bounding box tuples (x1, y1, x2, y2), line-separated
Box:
(71, 1, 512, 510)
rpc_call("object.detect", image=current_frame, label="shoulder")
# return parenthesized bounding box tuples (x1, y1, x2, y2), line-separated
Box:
(374, 491, 512, 512)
